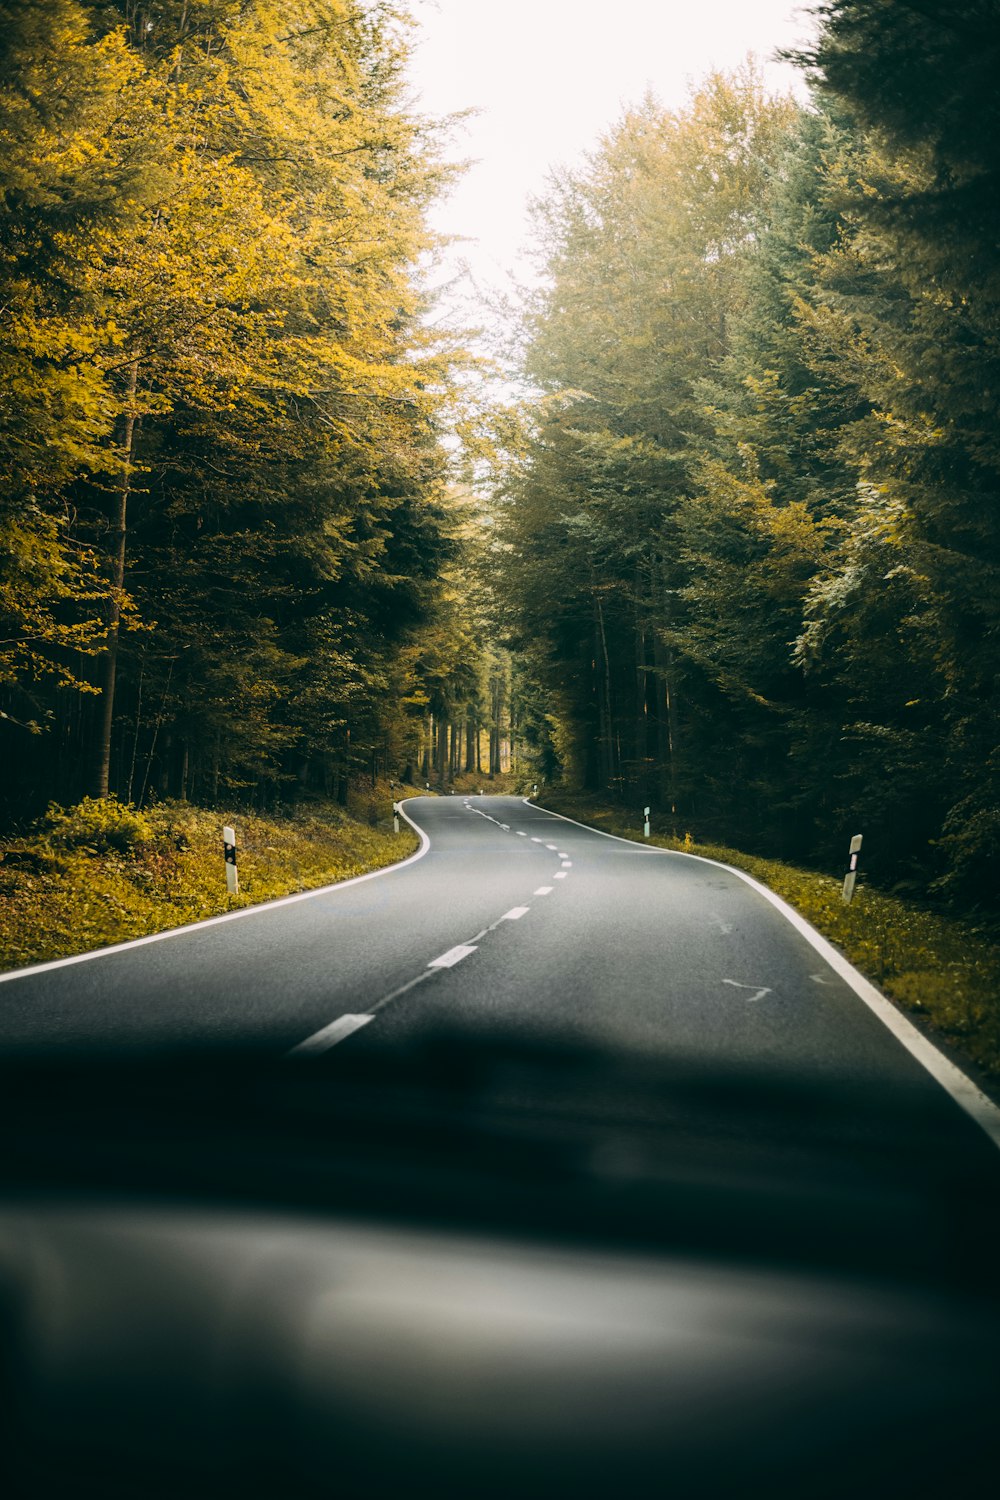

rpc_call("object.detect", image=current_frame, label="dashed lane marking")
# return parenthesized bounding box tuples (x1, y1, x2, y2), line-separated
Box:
(534, 886, 554, 895)
(528, 795, 1000, 1155)
(501, 907, 530, 921)
(428, 944, 479, 969)
(287, 1013, 373, 1057)
(553, 872, 568, 880)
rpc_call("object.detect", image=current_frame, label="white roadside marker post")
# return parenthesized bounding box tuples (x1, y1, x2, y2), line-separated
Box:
(392, 801, 400, 834)
(643, 805, 651, 839)
(223, 825, 239, 896)
(842, 833, 863, 904)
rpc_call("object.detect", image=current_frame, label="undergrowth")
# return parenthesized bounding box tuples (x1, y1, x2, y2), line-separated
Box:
(0, 785, 419, 973)
(541, 791, 1000, 1081)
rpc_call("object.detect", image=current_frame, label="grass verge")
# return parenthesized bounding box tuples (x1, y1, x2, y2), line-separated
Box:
(0, 785, 419, 973)
(540, 791, 1000, 1082)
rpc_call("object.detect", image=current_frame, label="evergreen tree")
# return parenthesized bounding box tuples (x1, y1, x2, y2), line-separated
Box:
(794, 1, 1000, 901)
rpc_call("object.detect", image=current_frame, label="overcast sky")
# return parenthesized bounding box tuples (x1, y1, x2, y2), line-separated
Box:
(405, 1, 818, 308)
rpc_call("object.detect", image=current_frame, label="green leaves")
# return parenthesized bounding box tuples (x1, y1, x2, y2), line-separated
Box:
(500, 23, 998, 910)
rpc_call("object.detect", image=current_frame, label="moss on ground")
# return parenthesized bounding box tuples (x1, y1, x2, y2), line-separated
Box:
(0, 787, 419, 973)
(540, 791, 1000, 1081)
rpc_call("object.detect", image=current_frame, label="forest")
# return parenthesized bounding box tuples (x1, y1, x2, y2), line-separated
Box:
(498, 0, 1000, 908)
(1, 0, 998, 912)
(0, 0, 513, 819)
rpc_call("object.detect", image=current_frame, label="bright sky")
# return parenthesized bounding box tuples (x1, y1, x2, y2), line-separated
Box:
(406, 0, 818, 309)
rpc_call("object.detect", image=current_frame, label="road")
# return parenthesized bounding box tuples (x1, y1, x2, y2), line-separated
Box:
(2, 792, 999, 1173)
(4, 792, 1000, 1500)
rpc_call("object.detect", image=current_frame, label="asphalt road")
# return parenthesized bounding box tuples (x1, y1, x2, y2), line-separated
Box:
(2, 793, 999, 1176)
(4, 791, 1000, 1500)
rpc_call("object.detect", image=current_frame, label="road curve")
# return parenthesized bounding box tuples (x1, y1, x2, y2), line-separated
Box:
(1, 793, 998, 1167)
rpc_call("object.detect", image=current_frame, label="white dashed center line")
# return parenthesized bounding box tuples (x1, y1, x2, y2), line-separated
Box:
(428, 944, 479, 969)
(531, 837, 544, 843)
(561, 861, 572, 868)
(553, 872, 568, 880)
(287, 1013, 373, 1057)
(501, 906, 530, 920)
(534, 886, 554, 896)
(546, 844, 558, 851)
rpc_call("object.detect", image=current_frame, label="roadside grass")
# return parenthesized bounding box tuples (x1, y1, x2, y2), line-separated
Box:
(539, 791, 1000, 1082)
(0, 787, 419, 974)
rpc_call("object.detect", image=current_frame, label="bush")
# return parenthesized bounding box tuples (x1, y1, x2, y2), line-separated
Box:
(40, 797, 155, 857)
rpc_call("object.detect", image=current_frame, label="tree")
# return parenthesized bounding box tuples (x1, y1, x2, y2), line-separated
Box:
(0, 0, 467, 820)
(499, 66, 798, 811)
(793, 1, 1000, 901)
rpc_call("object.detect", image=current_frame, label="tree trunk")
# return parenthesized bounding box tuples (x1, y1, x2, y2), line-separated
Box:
(653, 631, 678, 819)
(436, 712, 448, 791)
(91, 358, 139, 798)
(593, 594, 615, 792)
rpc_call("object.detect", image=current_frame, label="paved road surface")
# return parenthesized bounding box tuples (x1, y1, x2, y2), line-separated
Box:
(2, 793, 998, 1174)
(4, 792, 1000, 1500)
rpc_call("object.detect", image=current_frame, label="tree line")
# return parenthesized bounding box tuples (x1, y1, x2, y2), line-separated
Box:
(0, 0, 509, 818)
(495, 1, 1000, 908)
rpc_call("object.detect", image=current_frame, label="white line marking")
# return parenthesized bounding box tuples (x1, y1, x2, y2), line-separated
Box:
(428, 944, 478, 969)
(501, 907, 530, 920)
(287, 1013, 373, 1057)
(500, 824, 510, 831)
(534, 886, 553, 895)
(516, 831, 527, 837)
(0, 801, 433, 986)
(528, 797, 1000, 1151)
(811, 973, 836, 987)
(546, 844, 558, 851)
(561, 861, 572, 868)
(553, 871, 568, 880)
(558, 853, 570, 860)
(531, 838, 544, 843)
(721, 979, 772, 1004)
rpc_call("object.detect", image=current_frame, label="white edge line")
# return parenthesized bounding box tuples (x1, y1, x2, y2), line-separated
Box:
(0, 799, 433, 985)
(528, 797, 1000, 1151)
(287, 1013, 373, 1058)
